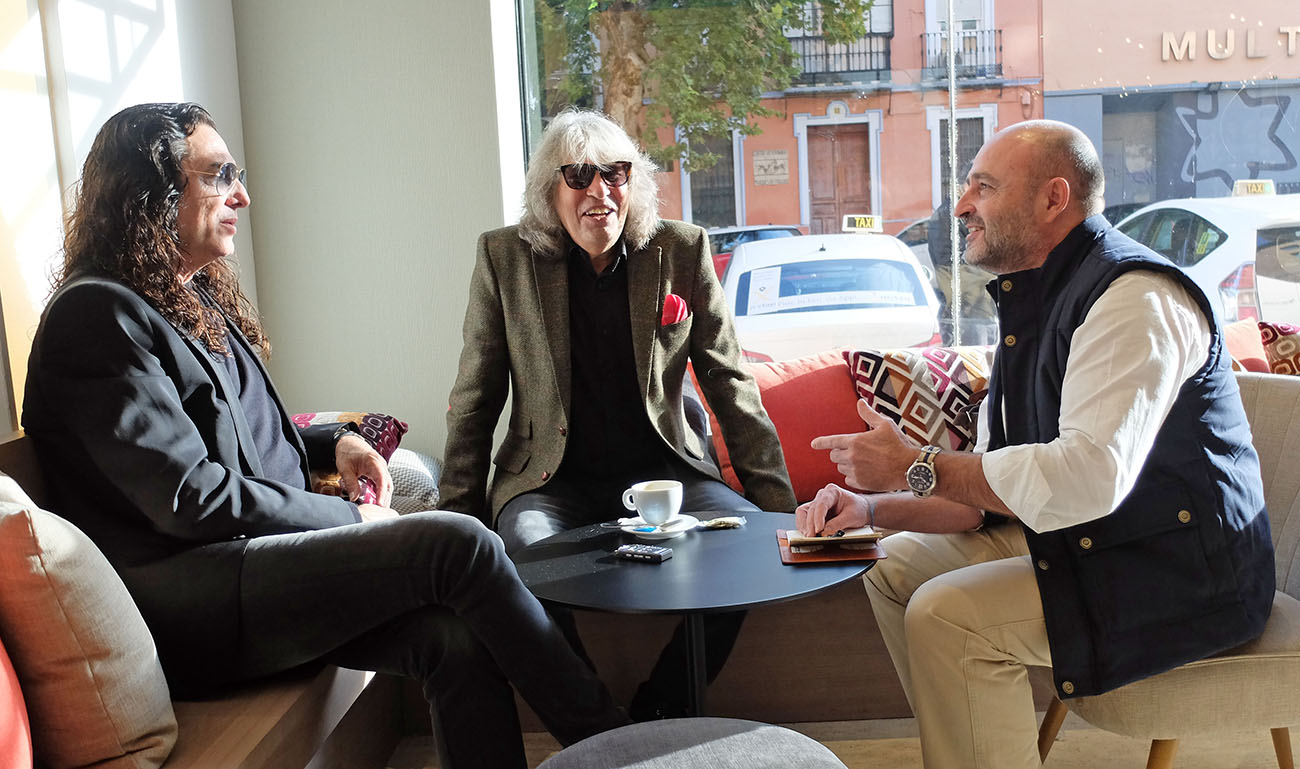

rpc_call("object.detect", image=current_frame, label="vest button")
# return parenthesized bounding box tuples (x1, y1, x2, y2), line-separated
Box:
(1079, 537, 1093, 550)
(559, 426, 568, 436)
(1178, 509, 1192, 524)
(1037, 559, 1050, 571)
(1061, 681, 1075, 695)
(541, 471, 551, 481)
(1001, 279, 1013, 292)
(1004, 334, 1017, 347)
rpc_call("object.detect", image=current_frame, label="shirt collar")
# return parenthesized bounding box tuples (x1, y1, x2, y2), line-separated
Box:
(567, 236, 628, 278)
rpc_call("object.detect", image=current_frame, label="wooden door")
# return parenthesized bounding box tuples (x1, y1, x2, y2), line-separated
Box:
(808, 124, 872, 234)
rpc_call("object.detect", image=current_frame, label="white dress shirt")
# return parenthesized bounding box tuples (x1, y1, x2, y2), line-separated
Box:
(976, 270, 1212, 533)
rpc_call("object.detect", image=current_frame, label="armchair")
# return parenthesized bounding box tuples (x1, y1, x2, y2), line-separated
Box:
(1038, 371, 1300, 769)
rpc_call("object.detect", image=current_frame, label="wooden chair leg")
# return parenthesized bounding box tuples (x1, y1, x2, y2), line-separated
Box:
(1145, 739, 1178, 769)
(1272, 727, 1294, 769)
(1037, 697, 1068, 761)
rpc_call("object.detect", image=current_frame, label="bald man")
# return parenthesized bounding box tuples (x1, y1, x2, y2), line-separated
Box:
(796, 120, 1274, 768)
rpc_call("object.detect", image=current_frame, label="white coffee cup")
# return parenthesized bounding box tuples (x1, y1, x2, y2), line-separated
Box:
(622, 480, 683, 526)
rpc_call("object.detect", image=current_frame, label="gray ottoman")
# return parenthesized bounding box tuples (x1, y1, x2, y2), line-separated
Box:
(537, 717, 849, 768)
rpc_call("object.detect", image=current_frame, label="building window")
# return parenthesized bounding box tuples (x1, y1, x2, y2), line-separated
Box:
(925, 104, 998, 209)
(686, 134, 739, 229)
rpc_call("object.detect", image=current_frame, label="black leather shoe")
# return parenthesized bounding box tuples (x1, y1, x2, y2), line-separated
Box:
(628, 683, 689, 722)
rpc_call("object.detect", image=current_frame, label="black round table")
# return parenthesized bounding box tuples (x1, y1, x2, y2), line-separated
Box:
(511, 510, 873, 716)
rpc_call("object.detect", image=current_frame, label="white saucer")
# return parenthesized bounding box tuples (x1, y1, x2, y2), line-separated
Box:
(620, 514, 700, 540)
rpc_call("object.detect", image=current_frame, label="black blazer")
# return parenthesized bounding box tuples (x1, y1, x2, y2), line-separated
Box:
(22, 274, 359, 690)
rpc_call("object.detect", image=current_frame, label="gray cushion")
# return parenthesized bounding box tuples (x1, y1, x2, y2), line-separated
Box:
(389, 448, 441, 513)
(537, 717, 848, 769)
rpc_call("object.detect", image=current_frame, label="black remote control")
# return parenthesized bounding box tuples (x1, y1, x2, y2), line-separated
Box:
(615, 543, 673, 563)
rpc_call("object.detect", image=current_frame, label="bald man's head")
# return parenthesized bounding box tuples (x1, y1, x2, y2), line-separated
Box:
(1000, 120, 1105, 217)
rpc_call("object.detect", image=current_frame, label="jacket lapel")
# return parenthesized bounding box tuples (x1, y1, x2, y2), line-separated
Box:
(532, 250, 572, 414)
(626, 241, 663, 399)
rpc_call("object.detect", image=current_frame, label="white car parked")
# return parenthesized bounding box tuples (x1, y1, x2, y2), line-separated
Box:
(721, 233, 942, 362)
(1115, 194, 1300, 324)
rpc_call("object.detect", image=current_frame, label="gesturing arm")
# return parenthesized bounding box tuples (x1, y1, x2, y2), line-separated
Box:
(684, 227, 796, 512)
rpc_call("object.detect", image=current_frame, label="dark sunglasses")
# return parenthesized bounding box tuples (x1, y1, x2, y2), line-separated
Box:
(192, 162, 247, 196)
(558, 161, 632, 190)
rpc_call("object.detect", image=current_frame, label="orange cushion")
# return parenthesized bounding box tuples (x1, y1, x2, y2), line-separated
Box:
(694, 350, 865, 503)
(1223, 319, 1269, 373)
(0, 636, 32, 769)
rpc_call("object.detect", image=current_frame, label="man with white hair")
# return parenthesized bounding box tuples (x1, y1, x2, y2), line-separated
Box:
(442, 108, 796, 719)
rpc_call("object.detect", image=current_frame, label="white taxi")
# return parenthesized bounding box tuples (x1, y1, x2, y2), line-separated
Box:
(721, 229, 942, 362)
(1116, 191, 1300, 324)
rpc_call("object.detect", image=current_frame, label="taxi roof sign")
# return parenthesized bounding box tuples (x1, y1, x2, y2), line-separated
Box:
(842, 214, 883, 233)
(1233, 179, 1276, 196)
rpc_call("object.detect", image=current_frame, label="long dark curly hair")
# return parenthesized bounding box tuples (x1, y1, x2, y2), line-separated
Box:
(56, 102, 267, 356)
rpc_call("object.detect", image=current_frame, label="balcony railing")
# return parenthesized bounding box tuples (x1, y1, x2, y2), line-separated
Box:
(922, 29, 1002, 79)
(789, 33, 892, 86)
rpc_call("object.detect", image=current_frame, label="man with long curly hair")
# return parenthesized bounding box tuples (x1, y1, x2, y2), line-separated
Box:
(21, 102, 628, 769)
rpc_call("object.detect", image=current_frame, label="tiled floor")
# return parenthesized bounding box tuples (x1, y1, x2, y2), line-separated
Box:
(387, 712, 1288, 768)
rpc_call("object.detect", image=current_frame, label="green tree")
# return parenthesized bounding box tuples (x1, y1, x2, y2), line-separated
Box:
(538, 0, 872, 172)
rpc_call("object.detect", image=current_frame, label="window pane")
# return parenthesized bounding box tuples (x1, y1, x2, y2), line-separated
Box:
(689, 135, 737, 229)
(517, 0, 1300, 350)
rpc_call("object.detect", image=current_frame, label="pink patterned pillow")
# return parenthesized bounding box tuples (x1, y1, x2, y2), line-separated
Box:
(292, 411, 409, 504)
(291, 411, 408, 460)
(844, 346, 994, 452)
(1259, 321, 1300, 376)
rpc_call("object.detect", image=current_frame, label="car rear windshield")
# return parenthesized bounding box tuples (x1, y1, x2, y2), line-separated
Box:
(734, 258, 926, 316)
(1117, 209, 1226, 268)
(709, 227, 798, 255)
(1256, 225, 1300, 282)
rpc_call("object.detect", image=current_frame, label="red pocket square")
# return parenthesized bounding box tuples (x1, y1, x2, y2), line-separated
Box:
(661, 293, 689, 326)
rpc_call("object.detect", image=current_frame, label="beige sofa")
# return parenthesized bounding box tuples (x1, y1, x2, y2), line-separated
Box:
(0, 435, 404, 769)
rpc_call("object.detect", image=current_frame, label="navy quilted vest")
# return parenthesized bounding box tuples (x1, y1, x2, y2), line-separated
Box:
(984, 215, 1274, 698)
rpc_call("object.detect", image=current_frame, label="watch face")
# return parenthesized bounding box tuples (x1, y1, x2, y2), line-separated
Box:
(907, 463, 936, 493)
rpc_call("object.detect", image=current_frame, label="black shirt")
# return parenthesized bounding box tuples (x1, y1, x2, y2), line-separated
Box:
(195, 291, 306, 488)
(556, 240, 675, 483)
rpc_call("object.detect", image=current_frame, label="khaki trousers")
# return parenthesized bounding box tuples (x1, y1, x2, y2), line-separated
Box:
(865, 524, 1052, 769)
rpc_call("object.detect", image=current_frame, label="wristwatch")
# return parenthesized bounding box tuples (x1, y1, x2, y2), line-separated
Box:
(906, 446, 941, 497)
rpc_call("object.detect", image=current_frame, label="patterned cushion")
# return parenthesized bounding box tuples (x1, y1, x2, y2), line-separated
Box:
(844, 346, 994, 452)
(292, 411, 409, 503)
(291, 411, 409, 460)
(1260, 321, 1300, 376)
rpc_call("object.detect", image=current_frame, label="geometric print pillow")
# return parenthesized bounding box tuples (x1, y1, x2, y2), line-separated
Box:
(1259, 321, 1300, 376)
(844, 346, 994, 452)
(291, 411, 410, 504)
(291, 411, 409, 460)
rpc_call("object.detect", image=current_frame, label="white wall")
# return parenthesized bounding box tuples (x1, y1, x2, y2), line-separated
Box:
(0, 0, 253, 432)
(230, 0, 524, 456)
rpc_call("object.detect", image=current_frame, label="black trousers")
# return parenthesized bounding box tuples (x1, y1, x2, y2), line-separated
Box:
(193, 512, 625, 769)
(496, 468, 758, 718)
